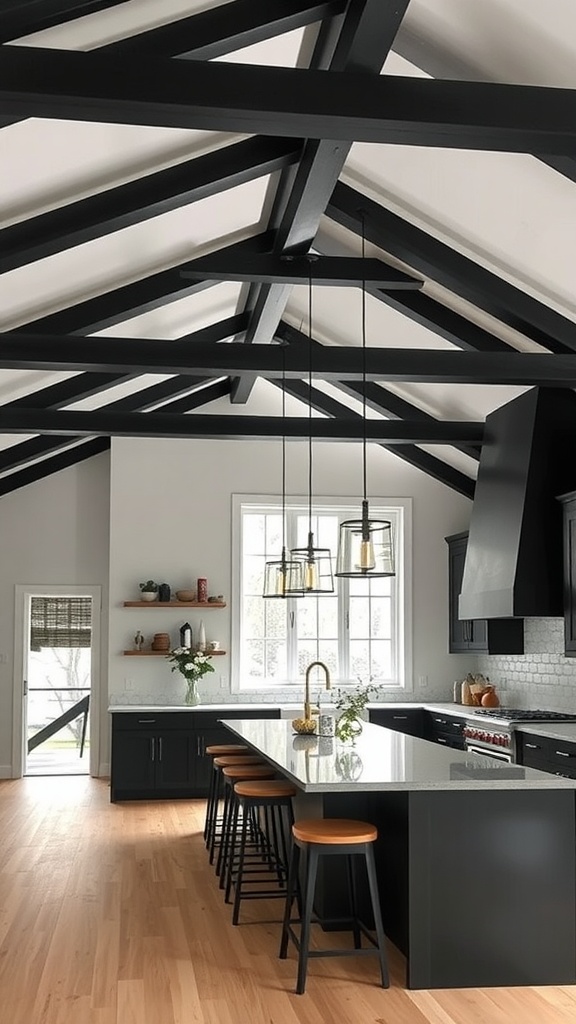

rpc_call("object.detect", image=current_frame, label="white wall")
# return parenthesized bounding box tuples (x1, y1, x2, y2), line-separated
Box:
(0, 451, 110, 775)
(108, 387, 475, 713)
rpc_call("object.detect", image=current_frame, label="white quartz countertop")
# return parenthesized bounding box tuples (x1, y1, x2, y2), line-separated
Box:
(514, 722, 576, 742)
(220, 718, 576, 793)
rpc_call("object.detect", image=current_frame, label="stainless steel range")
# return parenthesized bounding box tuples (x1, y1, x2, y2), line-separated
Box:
(463, 708, 576, 762)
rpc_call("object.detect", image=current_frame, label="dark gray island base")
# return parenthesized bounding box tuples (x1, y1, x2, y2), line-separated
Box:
(221, 719, 576, 990)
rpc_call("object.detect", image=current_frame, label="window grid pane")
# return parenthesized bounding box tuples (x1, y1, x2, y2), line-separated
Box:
(240, 504, 401, 687)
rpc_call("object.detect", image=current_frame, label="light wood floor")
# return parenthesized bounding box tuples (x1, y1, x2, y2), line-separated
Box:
(1, 777, 576, 1024)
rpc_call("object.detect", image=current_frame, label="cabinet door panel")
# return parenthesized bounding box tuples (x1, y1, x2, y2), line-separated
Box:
(111, 731, 156, 796)
(155, 732, 194, 790)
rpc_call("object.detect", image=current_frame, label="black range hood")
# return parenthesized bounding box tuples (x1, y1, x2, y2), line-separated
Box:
(459, 387, 576, 620)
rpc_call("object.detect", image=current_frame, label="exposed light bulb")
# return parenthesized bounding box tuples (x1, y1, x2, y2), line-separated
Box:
(304, 561, 318, 590)
(358, 538, 375, 571)
(276, 568, 286, 596)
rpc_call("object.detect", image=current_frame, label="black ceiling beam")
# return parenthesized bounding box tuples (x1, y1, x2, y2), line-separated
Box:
(328, 183, 576, 356)
(0, 378, 231, 476)
(6, 314, 247, 413)
(0, 317, 246, 477)
(278, 380, 475, 499)
(16, 234, 271, 336)
(0, 438, 110, 497)
(106, 0, 346, 61)
(3, 47, 576, 153)
(0, 408, 483, 444)
(315, 232, 513, 353)
(275, 320, 481, 461)
(6, 334, 576, 384)
(366, 286, 514, 354)
(0, 138, 300, 274)
(391, 29, 576, 190)
(182, 253, 421, 289)
(0, 0, 124, 42)
(233, 0, 409, 402)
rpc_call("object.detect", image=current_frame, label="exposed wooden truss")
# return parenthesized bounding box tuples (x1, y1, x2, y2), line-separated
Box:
(1, 0, 575, 501)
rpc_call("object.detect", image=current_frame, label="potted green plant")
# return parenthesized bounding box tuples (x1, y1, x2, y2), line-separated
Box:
(139, 580, 159, 602)
(334, 679, 380, 742)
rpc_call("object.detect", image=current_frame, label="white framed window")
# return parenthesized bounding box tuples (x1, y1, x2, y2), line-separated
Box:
(231, 495, 412, 691)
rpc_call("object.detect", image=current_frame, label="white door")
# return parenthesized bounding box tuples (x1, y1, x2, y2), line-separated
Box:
(13, 585, 101, 778)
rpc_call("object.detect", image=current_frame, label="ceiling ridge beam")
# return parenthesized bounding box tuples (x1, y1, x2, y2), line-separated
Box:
(233, 0, 410, 403)
(0, 138, 300, 274)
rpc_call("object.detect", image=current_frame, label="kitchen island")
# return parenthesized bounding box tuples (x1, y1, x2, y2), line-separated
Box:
(221, 718, 576, 990)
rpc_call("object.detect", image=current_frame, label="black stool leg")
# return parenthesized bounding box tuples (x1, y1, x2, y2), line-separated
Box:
(204, 761, 217, 843)
(216, 782, 233, 879)
(347, 854, 362, 949)
(231, 804, 251, 924)
(279, 842, 300, 960)
(364, 844, 389, 988)
(296, 845, 319, 995)
(224, 795, 242, 901)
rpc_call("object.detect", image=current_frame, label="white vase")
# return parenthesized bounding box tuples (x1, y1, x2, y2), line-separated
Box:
(140, 591, 157, 602)
(198, 620, 206, 652)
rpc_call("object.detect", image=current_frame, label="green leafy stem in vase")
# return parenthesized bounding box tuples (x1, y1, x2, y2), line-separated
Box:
(167, 647, 215, 704)
(334, 679, 380, 742)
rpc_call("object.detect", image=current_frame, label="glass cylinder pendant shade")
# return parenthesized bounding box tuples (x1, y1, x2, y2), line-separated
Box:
(290, 532, 334, 594)
(336, 501, 395, 578)
(263, 549, 304, 598)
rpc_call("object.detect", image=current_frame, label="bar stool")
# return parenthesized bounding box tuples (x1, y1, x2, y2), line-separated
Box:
(203, 743, 249, 842)
(279, 818, 389, 995)
(224, 779, 297, 925)
(216, 765, 276, 884)
(206, 754, 266, 864)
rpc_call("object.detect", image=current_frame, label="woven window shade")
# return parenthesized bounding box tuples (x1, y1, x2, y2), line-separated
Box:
(30, 597, 92, 651)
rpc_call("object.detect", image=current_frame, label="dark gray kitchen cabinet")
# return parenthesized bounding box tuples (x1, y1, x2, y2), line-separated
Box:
(516, 731, 576, 779)
(368, 707, 426, 737)
(110, 708, 281, 801)
(446, 532, 524, 654)
(423, 710, 466, 750)
(558, 491, 576, 656)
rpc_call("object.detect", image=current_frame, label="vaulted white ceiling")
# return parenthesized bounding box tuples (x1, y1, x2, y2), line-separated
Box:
(1, 0, 576, 497)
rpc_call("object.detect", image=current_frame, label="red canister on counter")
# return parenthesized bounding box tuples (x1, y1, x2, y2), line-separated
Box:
(197, 577, 208, 602)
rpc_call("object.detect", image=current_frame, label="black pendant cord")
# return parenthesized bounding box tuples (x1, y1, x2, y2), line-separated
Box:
(281, 346, 287, 566)
(307, 257, 314, 557)
(361, 212, 369, 537)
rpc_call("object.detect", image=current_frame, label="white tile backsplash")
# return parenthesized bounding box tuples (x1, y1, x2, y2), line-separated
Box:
(478, 617, 576, 711)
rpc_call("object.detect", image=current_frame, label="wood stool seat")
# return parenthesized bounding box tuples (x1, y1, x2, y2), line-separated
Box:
(205, 743, 248, 756)
(212, 755, 264, 768)
(293, 818, 377, 845)
(222, 765, 275, 780)
(280, 817, 389, 994)
(234, 780, 297, 800)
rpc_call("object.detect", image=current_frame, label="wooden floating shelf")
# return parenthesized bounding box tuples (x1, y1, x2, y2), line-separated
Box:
(123, 649, 226, 657)
(123, 601, 226, 608)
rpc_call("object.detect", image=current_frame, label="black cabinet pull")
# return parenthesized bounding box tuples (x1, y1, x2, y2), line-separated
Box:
(158, 738, 162, 761)
(150, 737, 155, 761)
(392, 715, 408, 720)
(139, 718, 156, 724)
(525, 743, 540, 749)
(555, 750, 571, 757)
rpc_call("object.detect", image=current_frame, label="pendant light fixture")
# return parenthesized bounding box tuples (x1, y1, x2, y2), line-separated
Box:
(336, 215, 395, 579)
(263, 348, 305, 599)
(289, 256, 334, 594)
